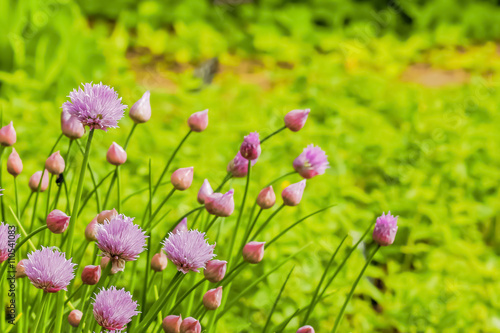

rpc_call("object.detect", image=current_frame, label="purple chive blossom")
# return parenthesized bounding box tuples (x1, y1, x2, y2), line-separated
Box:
(0, 222, 19, 263)
(93, 286, 139, 331)
(162, 230, 216, 274)
(227, 152, 257, 178)
(96, 214, 147, 274)
(24, 247, 76, 293)
(293, 144, 330, 179)
(239, 132, 261, 160)
(63, 82, 127, 131)
(373, 212, 398, 246)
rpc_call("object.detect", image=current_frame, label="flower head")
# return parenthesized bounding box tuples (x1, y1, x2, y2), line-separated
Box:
(205, 189, 234, 217)
(0, 222, 20, 263)
(188, 109, 209, 132)
(197, 179, 213, 204)
(180, 317, 201, 333)
(7, 148, 23, 177)
(242, 241, 265, 264)
(85, 217, 99, 242)
(293, 145, 329, 179)
(24, 247, 76, 292)
(162, 230, 215, 274)
(96, 214, 147, 274)
(163, 315, 182, 333)
(63, 82, 127, 131)
(203, 286, 223, 310)
(281, 180, 306, 206)
(61, 109, 85, 139)
(297, 325, 315, 333)
(82, 265, 101, 285)
(46, 209, 70, 234)
(373, 212, 398, 246)
(227, 152, 257, 178)
(256, 186, 276, 209)
(93, 286, 139, 330)
(239, 132, 261, 160)
(107, 142, 127, 166)
(45, 151, 66, 175)
(203, 259, 227, 283)
(129, 91, 151, 124)
(173, 218, 188, 234)
(68, 309, 83, 328)
(29, 170, 49, 192)
(171, 167, 194, 191)
(284, 109, 310, 132)
(151, 251, 168, 272)
(0, 121, 16, 146)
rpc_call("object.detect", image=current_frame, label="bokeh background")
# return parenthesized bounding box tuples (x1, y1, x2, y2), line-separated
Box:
(1, 0, 500, 332)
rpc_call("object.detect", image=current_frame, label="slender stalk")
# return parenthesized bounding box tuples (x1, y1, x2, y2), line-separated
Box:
(250, 204, 285, 241)
(263, 266, 295, 332)
(148, 188, 176, 228)
(78, 170, 114, 216)
(331, 245, 380, 333)
(260, 126, 286, 144)
(15, 225, 47, 251)
(169, 278, 205, 312)
(64, 283, 84, 305)
(13, 177, 19, 218)
(116, 167, 122, 212)
(20, 192, 33, 219)
(30, 169, 48, 232)
(240, 208, 262, 250)
(33, 292, 49, 333)
(0, 146, 4, 221)
(45, 174, 54, 218)
(9, 206, 37, 251)
(205, 216, 219, 232)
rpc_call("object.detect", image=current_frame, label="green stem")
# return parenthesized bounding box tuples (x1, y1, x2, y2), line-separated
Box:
(8, 206, 37, 251)
(0, 146, 4, 221)
(15, 225, 47, 251)
(30, 169, 48, 232)
(205, 216, 219, 232)
(78, 264, 111, 333)
(33, 292, 49, 333)
(14, 177, 19, 218)
(116, 167, 121, 212)
(250, 204, 285, 242)
(260, 126, 286, 144)
(169, 278, 205, 313)
(20, 192, 33, 219)
(331, 245, 380, 333)
(148, 188, 176, 228)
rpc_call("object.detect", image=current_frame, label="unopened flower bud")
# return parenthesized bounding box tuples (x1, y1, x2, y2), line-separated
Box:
(171, 167, 194, 191)
(29, 170, 49, 192)
(97, 208, 118, 224)
(16, 259, 27, 278)
(204, 259, 227, 283)
(284, 109, 310, 132)
(151, 252, 168, 272)
(242, 241, 265, 264)
(240, 132, 261, 160)
(227, 152, 257, 178)
(85, 217, 99, 242)
(373, 212, 398, 246)
(0, 121, 16, 146)
(46, 209, 70, 234)
(106, 142, 127, 166)
(281, 180, 306, 206)
(197, 179, 213, 204)
(81, 265, 101, 285)
(163, 314, 182, 333)
(257, 186, 276, 209)
(203, 286, 222, 310)
(68, 309, 83, 328)
(204, 189, 234, 217)
(129, 91, 151, 123)
(7, 148, 23, 177)
(45, 151, 65, 175)
(188, 109, 209, 132)
(296, 325, 315, 333)
(180, 317, 201, 333)
(173, 218, 187, 234)
(61, 109, 84, 139)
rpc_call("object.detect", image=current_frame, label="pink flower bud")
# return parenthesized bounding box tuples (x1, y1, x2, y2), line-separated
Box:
(151, 252, 168, 272)
(68, 309, 83, 328)
(242, 241, 265, 264)
(203, 286, 222, 310)
(204, 259, 227, 283)
(297, 325, 315, 333)
(257, 186, 276, 209)
(171, 167, 194, 191)
(85, 217, 99, 241)
(106, 142, 127, 166)
(97, 208, 118, 224)
(240, 132, 261, 160)
(129, 91, 151, 123)
(180, 317, 201, 333)
(100, 256, 110, 270)
(197, 179, 213, 204)
(188, 109, 209, 132)
(0, 121, 16, 146)
(29, 170, 49, 192)
(281, 180, 306, 206)
(7, 148, 23, 177)
(204, 189, 234, 217)
(373, 212, 398, 246)
(46, 209, 70, 234)
(173, 218, 188, 234)
(284, 109, 310, 132)
(16, 259, 27, 278)
(227, 152, 257, 178)
(61, 109, 84, 139)
(162, 315, 182, 333)
(45, 151, 65, 175)
(81, 265, 101, 285)
(99, 256, 123, 275)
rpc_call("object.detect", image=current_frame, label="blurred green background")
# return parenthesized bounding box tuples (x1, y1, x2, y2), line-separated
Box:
(1, 0, 500, 332)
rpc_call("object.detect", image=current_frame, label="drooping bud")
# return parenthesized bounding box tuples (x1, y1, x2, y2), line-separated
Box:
(46, 209, 70, 234)
(129, 91, 151, 123)
(239, 132, 261, 160)
(180, 317, 201, 333)
(68, 309, 83, 328)
(85, 217, 99, 242)
(281, 180, 306, 206)
(203, 259, 227, 283)
(242, 241, 265, 264)
(197, 179, 213, 204)
(16, 259, 27, 278)
(0, 121, 16, 146)
(81, 265, 101, 285)
(61, 109, 84, 139)
(97, 208, 118, 224)
(204, 189, 234, 217)
(296, 325, 315, 333)
(45, 151, 65, 175)
(162, 315, 182, 333)
(293, 144, 329, 179)
(373, 211, 398, 246)
(171, 167, 194, 191)
(29, 170, 49, 192)
(7, 148, 23, 177)
(151, 252, 168, 272)
(172, 218, 188, 234)
(256, 186, 276, 209)
(106, 142, 127, 166)
(284, 109, 310, 132)
(188, 109, 209, 132)
(203, 286, 223, 310)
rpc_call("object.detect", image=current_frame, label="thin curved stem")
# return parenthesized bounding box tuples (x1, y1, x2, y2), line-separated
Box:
(260, 126, 286, 144)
